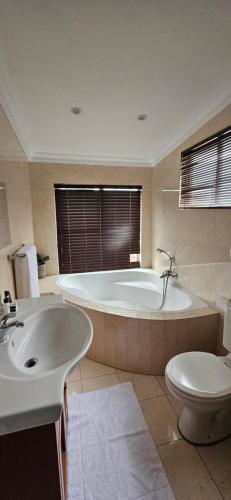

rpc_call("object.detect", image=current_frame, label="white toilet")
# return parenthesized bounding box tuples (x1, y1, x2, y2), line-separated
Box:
(165, 302, 231, 444)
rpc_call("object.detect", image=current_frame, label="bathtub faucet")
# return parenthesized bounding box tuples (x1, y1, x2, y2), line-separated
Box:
(156, 248, 178, 279)
(160, 269, 178, 279)
(156, 248, 178, 310)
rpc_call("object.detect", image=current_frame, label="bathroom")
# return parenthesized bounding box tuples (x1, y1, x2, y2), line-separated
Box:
(0, 1, 231, 499)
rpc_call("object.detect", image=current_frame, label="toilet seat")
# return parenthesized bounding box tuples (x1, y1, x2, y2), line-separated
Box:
(166, 352, 231, 399)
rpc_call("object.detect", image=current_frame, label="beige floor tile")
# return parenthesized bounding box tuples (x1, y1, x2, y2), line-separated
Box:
(65, 363, 81, 382)
(157, 375, 169, 394)
(167, 394, 183, 418)
(117, 370, 164, 401)
(197, 436, 231, 499)
(82, 373, 120, 393)
(66, 380, 82, 395)
(141, 396, 181, 446)
(157, 376, 183, 417)
(80, 357, 116, 379)
(158, 440, 222, 500)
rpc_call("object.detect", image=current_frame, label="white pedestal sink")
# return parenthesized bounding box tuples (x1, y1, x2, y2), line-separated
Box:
(0, 295, 93, 435)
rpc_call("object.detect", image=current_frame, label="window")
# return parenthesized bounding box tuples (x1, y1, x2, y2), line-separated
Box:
(55, 185, 141, 274)
(179, 126, 231, 208)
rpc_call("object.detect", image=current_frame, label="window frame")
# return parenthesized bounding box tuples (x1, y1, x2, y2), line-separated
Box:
(179, 125, 231, 209)
(54, 184, 142, 274)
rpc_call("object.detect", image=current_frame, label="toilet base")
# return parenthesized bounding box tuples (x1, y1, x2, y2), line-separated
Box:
(177, 421, 231, 446)
(178, 406, 231, 445)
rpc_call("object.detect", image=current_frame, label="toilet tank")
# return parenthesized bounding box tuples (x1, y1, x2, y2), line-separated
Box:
(223, 301, 231, 351)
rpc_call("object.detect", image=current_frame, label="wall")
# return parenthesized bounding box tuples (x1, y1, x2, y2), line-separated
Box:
(30, 164, 153, 275)
(0, 104, 34, 296)
(152, 103, 231, 307)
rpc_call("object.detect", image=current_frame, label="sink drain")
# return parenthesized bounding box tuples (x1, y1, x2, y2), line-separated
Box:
(24, 357, 38, 368)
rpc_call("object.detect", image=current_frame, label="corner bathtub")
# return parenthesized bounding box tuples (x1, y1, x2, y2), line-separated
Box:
(55, 269, 219, 375)
(57, 268, 205, 313)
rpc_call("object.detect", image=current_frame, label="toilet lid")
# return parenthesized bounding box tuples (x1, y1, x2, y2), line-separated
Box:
(166, 352, 231, 398)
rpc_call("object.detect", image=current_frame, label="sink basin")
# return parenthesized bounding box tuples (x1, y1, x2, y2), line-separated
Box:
(8, 304, 92, 374)
(0, 295, 93, 435)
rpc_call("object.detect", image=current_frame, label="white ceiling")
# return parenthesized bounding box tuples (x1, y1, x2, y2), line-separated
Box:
(0, 0, 231, 166)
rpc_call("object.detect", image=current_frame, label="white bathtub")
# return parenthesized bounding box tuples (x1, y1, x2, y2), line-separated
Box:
(57, 268, 205, 313)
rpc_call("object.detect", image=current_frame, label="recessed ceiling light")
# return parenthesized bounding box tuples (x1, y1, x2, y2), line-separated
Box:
(71, 107, 82, 115)
(137, 114, 147, 121)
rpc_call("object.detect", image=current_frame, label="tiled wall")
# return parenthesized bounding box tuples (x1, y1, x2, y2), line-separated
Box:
(0, 104, 34, 296)
(152, 103, 231, 305)
(30, 163, 153, 275)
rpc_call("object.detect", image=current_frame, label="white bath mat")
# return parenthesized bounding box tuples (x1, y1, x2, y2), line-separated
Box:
(67, 382, 175, 500)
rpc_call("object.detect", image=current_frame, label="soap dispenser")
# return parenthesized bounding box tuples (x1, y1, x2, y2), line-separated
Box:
(3, 290, 17, 315)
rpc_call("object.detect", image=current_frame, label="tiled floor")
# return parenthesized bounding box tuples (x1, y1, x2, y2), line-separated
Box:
(66, 357, 231, 500)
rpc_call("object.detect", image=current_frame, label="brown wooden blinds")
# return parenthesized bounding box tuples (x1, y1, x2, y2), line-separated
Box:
(55, 185, 142, 274)
(179, 126, 231, 208)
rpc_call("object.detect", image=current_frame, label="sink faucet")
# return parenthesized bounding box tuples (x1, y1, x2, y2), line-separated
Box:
(156, 248, 178, 279)
(0, 314, 24, 343)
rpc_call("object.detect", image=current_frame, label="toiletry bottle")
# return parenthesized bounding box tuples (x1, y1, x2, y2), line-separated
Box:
(3, 291, 17, 315)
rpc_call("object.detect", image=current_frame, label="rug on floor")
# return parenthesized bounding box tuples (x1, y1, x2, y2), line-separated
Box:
(67, 382, 175, 500)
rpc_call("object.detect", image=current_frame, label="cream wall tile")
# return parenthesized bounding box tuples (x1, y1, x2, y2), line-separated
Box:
(141, 396, 180, 446)
(158, 440, 223, 500)
(152, 103, 231, 303)
(211, 262, 231, 303)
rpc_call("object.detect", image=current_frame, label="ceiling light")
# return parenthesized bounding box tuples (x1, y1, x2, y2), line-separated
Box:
(71, 107, 82, 114)
(137, 114, 147, 121)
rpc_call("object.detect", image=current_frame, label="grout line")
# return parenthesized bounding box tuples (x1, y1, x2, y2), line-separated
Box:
(194, 447, 225, 500)
(156, 436, 182, 449)
(135, 393, 169, 403)
(166, 395, 181, 418)
(155, 450, 178, 500)
(155, 375, 169, 395)
(140, 394, 171, 403)
(66, 378, 81, 383)
(80, 370, 117, 380)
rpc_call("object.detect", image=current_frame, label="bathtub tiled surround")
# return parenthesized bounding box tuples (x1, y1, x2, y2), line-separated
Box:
(84, 309, 219, 374)
(152, 103, 231, 306)
(40, 275, 219, 375)
(66, 357, 230, 500)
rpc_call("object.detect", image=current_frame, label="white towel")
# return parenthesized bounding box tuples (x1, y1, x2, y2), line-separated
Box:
(67, 383, 175, 500)
(15, 244, 40, 299)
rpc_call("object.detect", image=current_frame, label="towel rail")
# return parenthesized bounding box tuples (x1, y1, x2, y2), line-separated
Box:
(8, 252, 26, 260)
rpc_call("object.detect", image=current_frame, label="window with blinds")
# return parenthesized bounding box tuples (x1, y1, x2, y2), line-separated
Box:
(55, 185, 142, 274)
(179, 126, 231, 208)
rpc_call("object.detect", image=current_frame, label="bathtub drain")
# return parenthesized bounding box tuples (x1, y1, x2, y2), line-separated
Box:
(24, 357, 38, 368)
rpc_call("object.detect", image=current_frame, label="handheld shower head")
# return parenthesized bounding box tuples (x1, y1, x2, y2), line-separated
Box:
(156, 248, 175, 263)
